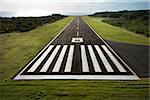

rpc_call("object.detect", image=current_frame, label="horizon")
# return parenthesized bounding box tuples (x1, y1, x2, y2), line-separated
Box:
(0, 0, 149, 17)
(0, 9, 149, 17)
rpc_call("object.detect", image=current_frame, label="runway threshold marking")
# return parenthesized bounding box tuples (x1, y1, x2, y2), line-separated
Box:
(101, 45, 127, 72)
(14, 45, 139, 80)
(40, 45, 61, 72)
(64, 45, 74, 72)
(52, 45, 68, 72)
(14, 17, 139, 80)
(81, 45, 89, 72)
(87, 45, 102, 72)
(27, 45, 54, 72)
(28, 45, 126, 73)
(94, 45, 114, 72)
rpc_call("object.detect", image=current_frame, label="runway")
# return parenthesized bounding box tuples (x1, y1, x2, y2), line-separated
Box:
(14, 17, 139, 80)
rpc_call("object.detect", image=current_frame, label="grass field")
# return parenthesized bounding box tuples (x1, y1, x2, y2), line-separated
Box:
(0, 16, 149, 100)
(84, 16, 149, 46)
(0, 80, 149, 100)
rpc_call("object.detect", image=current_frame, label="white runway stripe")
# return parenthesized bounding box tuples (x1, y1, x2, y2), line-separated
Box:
(81, 45, 89, 72)
(94, 45, 114, 72)
(101, 45, 127, 72)
(64, 45, 74, 72)
(27, 45, 54, 72)
(88, 45, 102, 72)
(52, 45, 68, 72)
(77, 31, 79, 36)
(40, 45, 61, 72)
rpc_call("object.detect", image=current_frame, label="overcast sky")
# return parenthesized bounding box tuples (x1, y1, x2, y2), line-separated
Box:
(0, 0, 149, 17)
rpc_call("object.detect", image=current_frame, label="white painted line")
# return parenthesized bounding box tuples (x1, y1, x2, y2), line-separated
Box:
(87, 45, 101, 72)
(64, 45, 74, 72)
(71, 37, 83, 43)
(14, 17, 74, 80)
(77, 18, 79, 31)
(82, 17, 139, 79)
(14, 75, 138, 80)
(77, 27, 79, 30)
(27, 45, 54, 72)
(101, 45, 126, 72)
(95, 45, 114, 72)
(52, 45, 68, 72)
(40, 45, 61, 72)
(77, 31, 79, 36)
(81, 45, 89, 72)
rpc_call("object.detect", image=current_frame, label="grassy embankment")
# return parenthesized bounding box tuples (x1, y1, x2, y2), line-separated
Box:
(89, 10, 149, 37)
(0, 14, 66, 33)
(84, 16, 149, 46)
(0, 16, 149, 100)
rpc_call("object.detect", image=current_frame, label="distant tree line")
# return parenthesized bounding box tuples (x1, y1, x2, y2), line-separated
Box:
(89, 10, 149, 37)
(0, 14, 66, 33)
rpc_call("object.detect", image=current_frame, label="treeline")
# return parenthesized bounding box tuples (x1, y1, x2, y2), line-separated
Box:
(0, 14, 66, 33)
(89, 10, 149, 37)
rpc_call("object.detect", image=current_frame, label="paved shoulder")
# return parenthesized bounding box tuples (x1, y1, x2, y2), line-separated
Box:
(107, 41, 149, 78)
(14, 17, 140, 80)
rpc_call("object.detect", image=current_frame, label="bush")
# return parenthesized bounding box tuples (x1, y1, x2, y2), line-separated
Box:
(0, 14, 66, 33)
(90, 10, 149, 37)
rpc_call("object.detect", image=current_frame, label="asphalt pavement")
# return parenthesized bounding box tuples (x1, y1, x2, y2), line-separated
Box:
(14, 17, 142, 80)
(107, 41, 149, 78)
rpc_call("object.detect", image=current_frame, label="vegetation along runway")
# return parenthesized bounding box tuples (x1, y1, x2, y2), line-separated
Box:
(14, 17, 139, 80)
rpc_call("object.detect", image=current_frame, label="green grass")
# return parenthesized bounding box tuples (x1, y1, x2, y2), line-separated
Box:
(0, 16, 149, 100)
(0, 17, 73, 80)
(0, 80, 149, 100)
(84, 16, 149, 45)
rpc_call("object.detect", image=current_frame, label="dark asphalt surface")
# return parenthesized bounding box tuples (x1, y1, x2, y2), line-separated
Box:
(106, 41, 149, 78)
(51, 17, 103, 45)
(18, 16, 149, 79)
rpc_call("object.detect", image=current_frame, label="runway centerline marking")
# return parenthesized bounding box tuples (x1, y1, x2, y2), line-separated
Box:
(76, 31, 79, 36)
(14, 17, 139, 80)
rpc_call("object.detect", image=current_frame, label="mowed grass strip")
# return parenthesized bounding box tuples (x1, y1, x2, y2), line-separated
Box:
(0, 16, 149, 100)
(0, 17, 73, 80)
(84, 16, 149, 45)
(0, 80, 149, 100)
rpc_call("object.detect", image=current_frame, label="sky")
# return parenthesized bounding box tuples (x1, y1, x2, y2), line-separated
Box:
(0, 0, 149, 17)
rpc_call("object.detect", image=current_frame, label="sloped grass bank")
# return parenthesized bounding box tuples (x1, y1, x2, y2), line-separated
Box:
(0, 16, 149, 100)
(84, 16, 149, 45)
(0, 17, 73, 80)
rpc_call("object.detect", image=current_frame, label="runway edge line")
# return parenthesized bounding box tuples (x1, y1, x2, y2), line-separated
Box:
(14, 17, 74, 80)
(82, 17, 140, 80)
